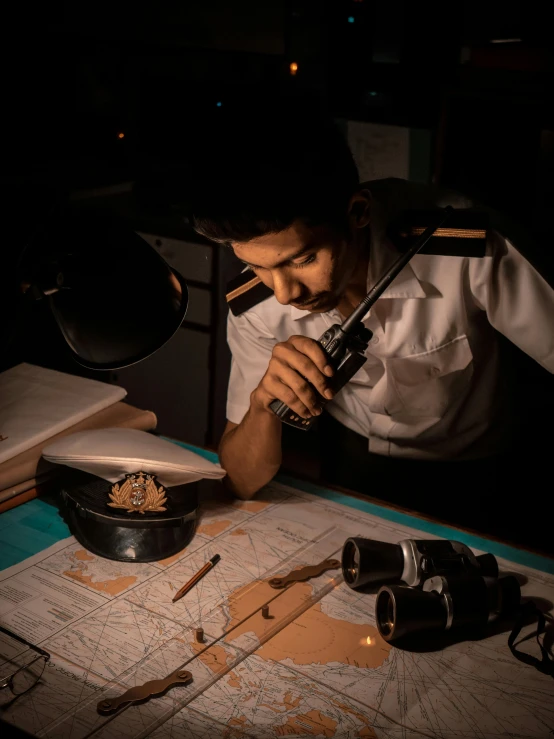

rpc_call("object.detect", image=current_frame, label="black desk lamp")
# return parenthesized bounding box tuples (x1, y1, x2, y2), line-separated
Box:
(12, 207, 188, 370)
(2, 204, 197, 564)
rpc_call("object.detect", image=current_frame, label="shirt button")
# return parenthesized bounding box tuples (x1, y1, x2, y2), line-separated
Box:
(370, 336, 379, 344)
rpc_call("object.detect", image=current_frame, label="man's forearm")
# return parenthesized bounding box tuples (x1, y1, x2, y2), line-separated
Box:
(219, 404, 283, 500)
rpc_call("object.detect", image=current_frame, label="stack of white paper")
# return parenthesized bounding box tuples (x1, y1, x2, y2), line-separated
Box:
(0, 364, 127, 464)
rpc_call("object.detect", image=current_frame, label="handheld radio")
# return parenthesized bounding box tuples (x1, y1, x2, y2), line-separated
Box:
(269, 206, 454, 429)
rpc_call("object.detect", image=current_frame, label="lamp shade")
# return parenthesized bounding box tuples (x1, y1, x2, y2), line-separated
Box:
(19, 209, 188, 370)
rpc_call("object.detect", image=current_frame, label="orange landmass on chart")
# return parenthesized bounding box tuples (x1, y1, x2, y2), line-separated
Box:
(260, 690, 302, 714)
(197, 520, 232, 537)
(233, 500, 271, 513)
(63, 570, 137, 595)
(226, 579, 313, 644)
(227, 670, 242, 689)
(258, 604, 390, 669)
(73, 550, 95, 562)
(266, 682, 377, 737)
(228, 715, 248, 727)
(275, 710, 337, 737)
(225, 579, 390, 669)
(190, 641, 231, 675)
(224, 715, 252, 739)
(357, 727, 377, 738)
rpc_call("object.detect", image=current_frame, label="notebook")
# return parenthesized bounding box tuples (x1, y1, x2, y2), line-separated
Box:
(0, 363, 127, 464)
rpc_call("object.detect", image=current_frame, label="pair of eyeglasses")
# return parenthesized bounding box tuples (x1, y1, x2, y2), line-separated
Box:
(0, 625, 50, 700)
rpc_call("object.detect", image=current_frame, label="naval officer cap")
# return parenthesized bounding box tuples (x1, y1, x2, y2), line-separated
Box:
(42, 429, 226, 563)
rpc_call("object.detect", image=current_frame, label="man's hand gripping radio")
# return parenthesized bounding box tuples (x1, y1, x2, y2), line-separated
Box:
(269, 206, 454, 429)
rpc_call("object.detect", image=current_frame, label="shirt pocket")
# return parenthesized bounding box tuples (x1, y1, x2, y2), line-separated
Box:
(386, 335, 474, 418)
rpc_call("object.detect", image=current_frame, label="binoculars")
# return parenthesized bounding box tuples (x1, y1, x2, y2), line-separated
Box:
(341, 537, 521, 642)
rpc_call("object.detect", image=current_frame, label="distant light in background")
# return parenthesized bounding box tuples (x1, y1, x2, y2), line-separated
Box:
(490, 38, 522, 43)
(348, 16, 355, 23)
(117, 132, 125, 139)
(289, 62, 298, 76)
(216, 101, 222, 107)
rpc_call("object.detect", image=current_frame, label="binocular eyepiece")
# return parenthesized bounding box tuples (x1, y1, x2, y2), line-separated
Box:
(342, 536, 498, 589)
(341, 536, 520, 642)
(375, 574, 521, 642)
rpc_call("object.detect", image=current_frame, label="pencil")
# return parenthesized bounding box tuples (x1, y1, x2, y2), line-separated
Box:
(172, 554, 221, 603)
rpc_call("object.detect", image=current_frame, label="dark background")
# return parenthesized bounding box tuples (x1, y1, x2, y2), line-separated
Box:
(1, 0, 553, 453)
(2, 1, 553, 215)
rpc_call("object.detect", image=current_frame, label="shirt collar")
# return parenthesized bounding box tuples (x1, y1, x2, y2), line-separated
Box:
(289, 194, 427, 322)
(364, 194, 427, 300)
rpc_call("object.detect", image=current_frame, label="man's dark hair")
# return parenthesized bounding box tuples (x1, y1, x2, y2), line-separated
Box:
(186, 92, 360, 244)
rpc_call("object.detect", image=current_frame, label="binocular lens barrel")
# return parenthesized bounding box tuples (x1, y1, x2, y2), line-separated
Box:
(341, 536, 515, 644)
(376, 585, 447, 641)
(375, 575, 521, 642)
(342, 537, 404, 589)
(341, 536, 499, 591)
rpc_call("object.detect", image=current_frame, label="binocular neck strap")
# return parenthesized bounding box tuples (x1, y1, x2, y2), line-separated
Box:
(508, 601, 554, 678)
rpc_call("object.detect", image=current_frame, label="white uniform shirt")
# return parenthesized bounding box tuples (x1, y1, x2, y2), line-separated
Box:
(226, 179, 554, 460)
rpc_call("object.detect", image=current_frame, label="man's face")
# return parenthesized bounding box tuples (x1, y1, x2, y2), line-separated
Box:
(232, 220, 361, 313)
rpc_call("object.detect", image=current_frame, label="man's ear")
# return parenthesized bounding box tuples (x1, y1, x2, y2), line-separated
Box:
(348, 189, 372, 229)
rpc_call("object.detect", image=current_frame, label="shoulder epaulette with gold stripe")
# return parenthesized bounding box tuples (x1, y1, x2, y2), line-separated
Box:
(226, 270, 274, 316)
(389, 209, 489, 257)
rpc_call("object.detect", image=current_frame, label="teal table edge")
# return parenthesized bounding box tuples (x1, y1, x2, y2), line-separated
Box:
(168, 441, 554, 575)
(0, 438, 552, 575)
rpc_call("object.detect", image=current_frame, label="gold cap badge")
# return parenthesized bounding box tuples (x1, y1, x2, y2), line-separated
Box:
(108, 471, 168, 514)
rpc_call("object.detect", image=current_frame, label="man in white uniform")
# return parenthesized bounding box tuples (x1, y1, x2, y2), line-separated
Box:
(188, 95, 554, 536)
